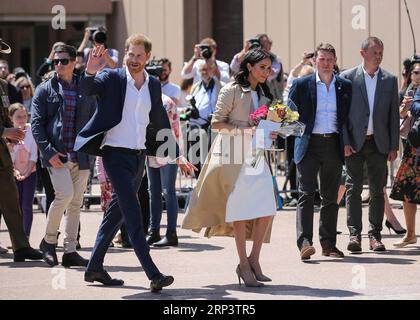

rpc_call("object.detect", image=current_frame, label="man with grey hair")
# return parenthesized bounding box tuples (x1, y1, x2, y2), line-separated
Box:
(341, 36, 399, 253)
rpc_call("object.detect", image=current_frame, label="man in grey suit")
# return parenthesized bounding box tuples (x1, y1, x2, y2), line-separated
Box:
(341, 37, 399, 253)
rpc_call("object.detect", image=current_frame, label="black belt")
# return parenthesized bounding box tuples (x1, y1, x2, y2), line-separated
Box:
(312, 133, 338, 138)
(365, 135, 374, 140)
(102, 146, 144, 155)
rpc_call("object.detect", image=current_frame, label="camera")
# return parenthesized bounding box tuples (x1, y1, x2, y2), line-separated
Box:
(145, 59, 164, 77)
(87, 27, 107, 45)
(198, 45, 213, 60)
(411, 54, 420, 64)
(180, 95, 200, 121)
(248, 37, 262, 50)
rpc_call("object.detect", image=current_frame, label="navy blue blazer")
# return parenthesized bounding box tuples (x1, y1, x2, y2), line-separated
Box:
(74, 68, 179, 159)
(288, 73, 352, 164)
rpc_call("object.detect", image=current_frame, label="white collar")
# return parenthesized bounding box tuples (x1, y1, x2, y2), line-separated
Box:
(126, 66, 149, 86)
(362, 66, 380, 79)
(316, 72, 336, 86)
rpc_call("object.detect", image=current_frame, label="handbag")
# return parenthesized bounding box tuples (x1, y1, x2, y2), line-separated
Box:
(400, 115, 415, 139)
(407, 117, 420, 148)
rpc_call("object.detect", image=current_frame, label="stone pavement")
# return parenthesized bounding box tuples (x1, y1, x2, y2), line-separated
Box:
(0, 196, 419, 300)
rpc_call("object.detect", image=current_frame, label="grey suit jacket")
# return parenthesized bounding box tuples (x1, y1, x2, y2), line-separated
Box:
(340, 65, 399, 155)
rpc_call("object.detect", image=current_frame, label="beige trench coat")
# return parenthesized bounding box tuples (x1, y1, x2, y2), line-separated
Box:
(182, 82, 275, 243)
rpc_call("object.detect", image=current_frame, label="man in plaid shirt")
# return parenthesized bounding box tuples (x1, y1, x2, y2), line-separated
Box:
(31, 44, 97, 268)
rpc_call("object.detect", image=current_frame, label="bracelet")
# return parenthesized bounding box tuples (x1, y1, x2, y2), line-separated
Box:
(85, 70, 96, 77)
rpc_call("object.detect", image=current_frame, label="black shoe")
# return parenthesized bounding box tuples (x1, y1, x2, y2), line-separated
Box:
(146, 230, 161, 245)
(62, 252, 88, 268)
(39, 239, 59, 267)
(84, 270, 124, 286)
(154, 231, 178, 247)
(385, 220, 407, 235)
(121, 242, 133, 248)
(150, 273, 174, 293)
(13, 247, 43, 262)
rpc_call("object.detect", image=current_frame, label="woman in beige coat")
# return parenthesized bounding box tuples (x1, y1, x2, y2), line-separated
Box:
(182, 49, 278, 287)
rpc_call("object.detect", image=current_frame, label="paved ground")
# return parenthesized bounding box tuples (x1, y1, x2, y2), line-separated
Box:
(0, 190, 419, 301)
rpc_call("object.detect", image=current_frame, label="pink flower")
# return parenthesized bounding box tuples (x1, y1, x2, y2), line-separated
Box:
(249, 105, 268, 125)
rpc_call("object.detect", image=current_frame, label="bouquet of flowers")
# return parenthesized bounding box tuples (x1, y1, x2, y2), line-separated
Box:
(249, 100, 305, 168)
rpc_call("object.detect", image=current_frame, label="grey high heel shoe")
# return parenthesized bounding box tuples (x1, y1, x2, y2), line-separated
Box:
(236, 265, 264, 287)
(248, 260, 272, 282)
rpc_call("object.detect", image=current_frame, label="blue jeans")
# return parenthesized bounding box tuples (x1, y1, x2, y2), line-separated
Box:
(147, 164, 178, 233)
(15, 172, 37, 237)
(87, 149, 160, 280)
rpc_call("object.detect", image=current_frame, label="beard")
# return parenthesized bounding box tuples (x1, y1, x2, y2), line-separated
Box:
(127, 62, 144, 74)
(159, 73, 169, 82)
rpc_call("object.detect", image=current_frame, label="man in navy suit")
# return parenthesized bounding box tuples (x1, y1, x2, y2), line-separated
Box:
(288, 43, 352, 261)
(75, 34, 196, 292)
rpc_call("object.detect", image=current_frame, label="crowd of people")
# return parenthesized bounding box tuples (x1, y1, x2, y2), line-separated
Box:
(0, 28, 419, 292)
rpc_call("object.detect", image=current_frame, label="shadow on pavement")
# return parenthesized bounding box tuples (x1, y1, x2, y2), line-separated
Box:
(312, 255, 417, 265)
(121, 283, 361, 300)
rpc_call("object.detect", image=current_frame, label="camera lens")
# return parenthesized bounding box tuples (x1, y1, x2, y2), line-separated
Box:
(93, 31, 107, 44)
(199, 46, 213, 60)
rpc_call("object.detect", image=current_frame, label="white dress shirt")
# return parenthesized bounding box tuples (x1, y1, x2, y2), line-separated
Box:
(189, 81, 218, 127)
(102, 67, 151, 150)
(161, 82, 181, 102)
(363, 66, 379, 135)
(181, 59, 230, 85)
(313, 72, 338, 134)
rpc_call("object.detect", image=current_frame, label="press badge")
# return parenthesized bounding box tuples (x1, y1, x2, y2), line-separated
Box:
(1, 95, 10, 108)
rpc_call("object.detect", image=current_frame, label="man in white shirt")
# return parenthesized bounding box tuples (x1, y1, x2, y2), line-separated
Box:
(76, 34, 196, 292)
(341, 37, 399, 253)
(181, 37, 230, 85)
(159, 58, 181, 106)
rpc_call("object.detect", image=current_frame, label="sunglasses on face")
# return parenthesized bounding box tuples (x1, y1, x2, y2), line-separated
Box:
(19, 84, 31, 90)
(412, 71, 420, 75)
(53, 58, 70, 66)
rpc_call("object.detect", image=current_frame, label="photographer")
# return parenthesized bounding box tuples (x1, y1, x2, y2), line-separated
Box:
(231, 34, 283, 100)
(78, 26, 118, 70)
(185, 60, 222, 177)
(181, 38, 230, 85)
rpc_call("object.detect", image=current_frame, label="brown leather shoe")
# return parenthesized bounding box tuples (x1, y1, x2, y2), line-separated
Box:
(369, 239, 386, 252)
(322, 247, 345, 258)
(347, 237, 362, 253)
(300, 245, 316, 260)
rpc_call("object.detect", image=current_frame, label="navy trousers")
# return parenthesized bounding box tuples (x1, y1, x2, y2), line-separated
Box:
(87, 148, 160, 280)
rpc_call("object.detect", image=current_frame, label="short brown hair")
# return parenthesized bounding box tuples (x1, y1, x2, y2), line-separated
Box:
(125, 34, 152, 53)
(54, 44, 77, 60)
(315, 43, 336, 57)
(361, 36, 384, 52)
